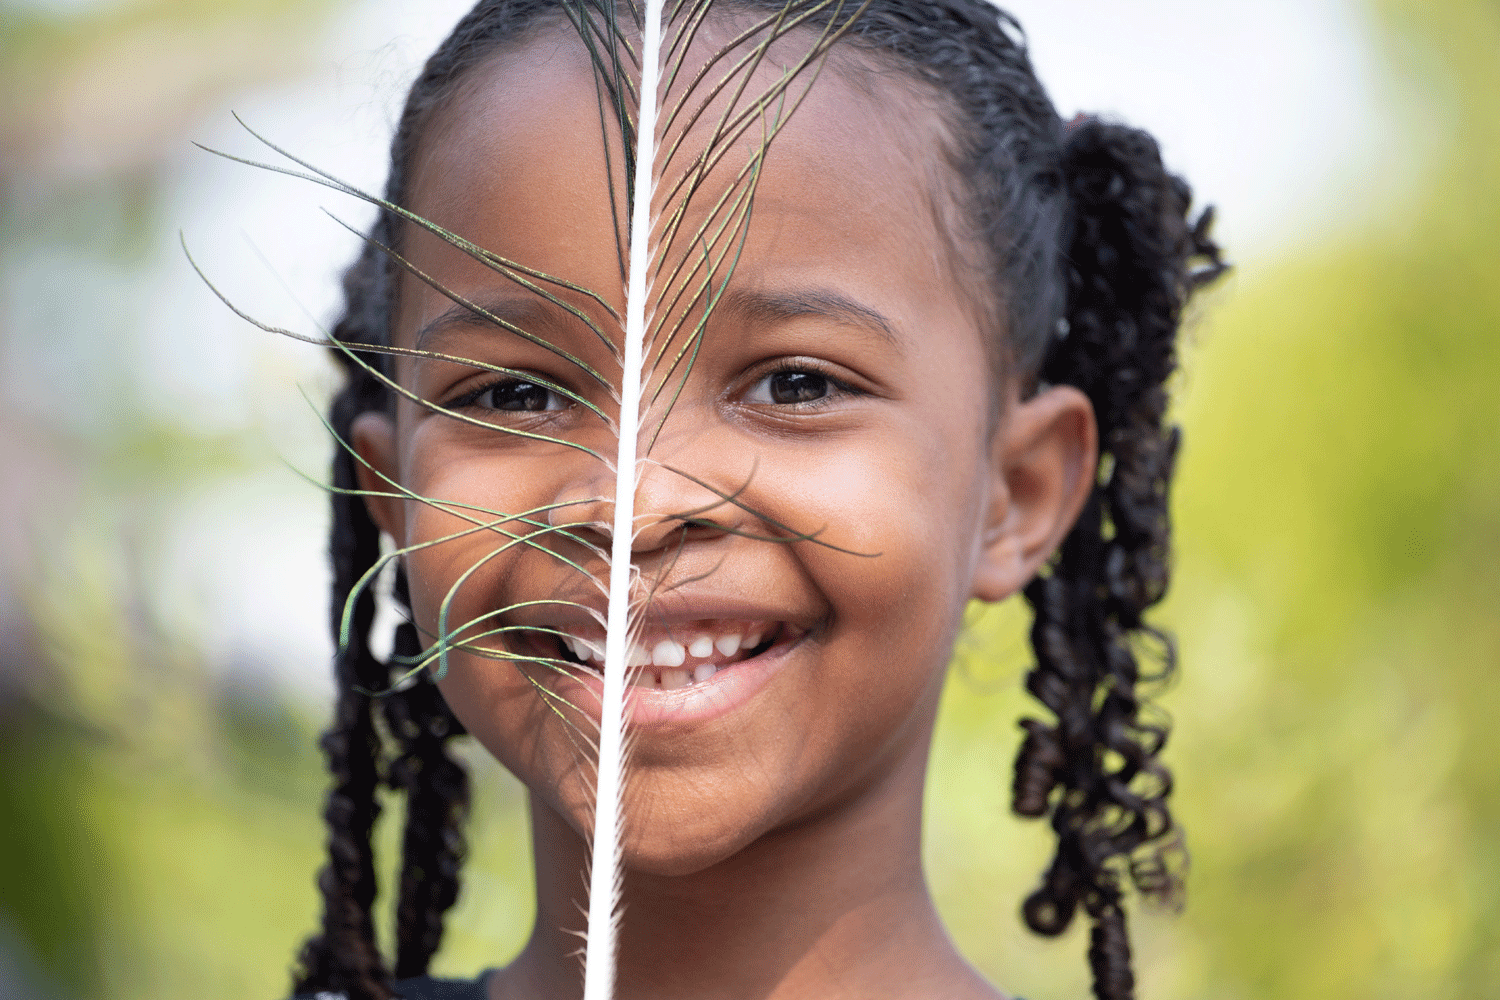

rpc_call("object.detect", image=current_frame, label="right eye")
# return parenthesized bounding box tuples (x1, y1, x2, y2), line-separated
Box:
(453, 378, 569, 413)
(744, 369, 834, 405)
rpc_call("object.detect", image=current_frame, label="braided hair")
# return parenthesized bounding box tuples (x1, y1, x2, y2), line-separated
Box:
(292, 238, 474, 1000)
(291, 4, 1224, 999)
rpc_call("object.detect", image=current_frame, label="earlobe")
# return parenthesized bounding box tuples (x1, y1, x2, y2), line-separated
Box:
(970, 385, 1097, 603)
(350, 411, 406, 544)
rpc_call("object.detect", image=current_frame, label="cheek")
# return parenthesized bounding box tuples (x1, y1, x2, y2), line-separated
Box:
(761, 427, 989, 776)
(393, 427, 608, 834)
(784, 428, 988, 626)
(394, 424, 595, 628)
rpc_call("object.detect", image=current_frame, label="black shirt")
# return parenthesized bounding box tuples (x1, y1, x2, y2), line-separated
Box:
(294, 972, 492, 1000)
(295, 971, 1028, 999)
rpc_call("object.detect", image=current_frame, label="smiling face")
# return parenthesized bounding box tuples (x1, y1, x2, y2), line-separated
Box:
(353, 21, 1093, 877)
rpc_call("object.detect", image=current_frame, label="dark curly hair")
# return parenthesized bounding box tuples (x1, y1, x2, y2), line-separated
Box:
(291, 3, 1225, 999)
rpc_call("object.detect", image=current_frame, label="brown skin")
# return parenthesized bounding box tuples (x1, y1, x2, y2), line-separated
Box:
(352, 25, 1095, 1000)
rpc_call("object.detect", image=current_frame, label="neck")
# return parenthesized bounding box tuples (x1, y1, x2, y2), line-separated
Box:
(493, 716, 996, 1000)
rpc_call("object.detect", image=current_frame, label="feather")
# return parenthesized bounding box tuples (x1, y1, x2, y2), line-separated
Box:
(583, 1, 664, 994)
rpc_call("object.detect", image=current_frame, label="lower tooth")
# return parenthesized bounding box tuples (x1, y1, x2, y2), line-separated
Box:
(661, 668, 689, 690)
(693, 663, 716, 683)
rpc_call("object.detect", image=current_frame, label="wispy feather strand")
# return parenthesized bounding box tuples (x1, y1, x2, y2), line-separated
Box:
(583, 2, 665, 997)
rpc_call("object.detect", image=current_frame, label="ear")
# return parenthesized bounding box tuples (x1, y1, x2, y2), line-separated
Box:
(970, 385, 1098, 603)
(350, 410, 406, 545)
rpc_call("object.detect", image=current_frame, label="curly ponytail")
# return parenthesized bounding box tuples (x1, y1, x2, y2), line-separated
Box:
(1011, 117, 1225, 1000)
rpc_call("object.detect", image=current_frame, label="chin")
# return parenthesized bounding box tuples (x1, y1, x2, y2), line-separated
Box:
(615, 791, 777, 878)
(619, 830, 745, 878)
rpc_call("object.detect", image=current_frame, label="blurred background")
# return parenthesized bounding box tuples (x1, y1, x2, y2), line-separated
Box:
(0, 0, 1494, 997)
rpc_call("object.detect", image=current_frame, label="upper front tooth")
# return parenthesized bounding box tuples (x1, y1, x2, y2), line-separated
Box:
(652, 639, 686, 667)
(627, 642, 650, 667)
(688, 636, 714, 659)
(745, 631, 764, 650)
(715, 634, 741, 657)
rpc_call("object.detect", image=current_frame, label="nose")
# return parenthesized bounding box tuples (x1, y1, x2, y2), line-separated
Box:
(628, 456, 740, 554)
(543, 434, 742, 557)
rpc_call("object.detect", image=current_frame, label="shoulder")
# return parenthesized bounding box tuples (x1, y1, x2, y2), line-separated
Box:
(292, 970, 493, 1000)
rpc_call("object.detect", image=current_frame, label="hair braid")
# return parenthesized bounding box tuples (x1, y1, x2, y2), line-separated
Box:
(1011, 117, 1225, 1000)
(384, 588, 471, 979)
(292, 235, 400, 1000)
(293, 384, 397, 1000)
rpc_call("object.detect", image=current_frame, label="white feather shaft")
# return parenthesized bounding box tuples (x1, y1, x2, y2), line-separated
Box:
(582, 2, 664, 998)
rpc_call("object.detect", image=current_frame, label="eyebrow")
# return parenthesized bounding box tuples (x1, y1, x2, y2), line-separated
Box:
(415, 286, 903, 353)
(719, 286, 903, 347)
(414, 295, 555, 352)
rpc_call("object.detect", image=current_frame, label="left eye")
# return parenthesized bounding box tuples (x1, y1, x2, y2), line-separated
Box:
(461, 379, 568, 412)
(744, 369, 834, 405)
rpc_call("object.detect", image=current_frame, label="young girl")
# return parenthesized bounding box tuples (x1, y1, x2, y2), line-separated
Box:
(279, 2, 1224, 999)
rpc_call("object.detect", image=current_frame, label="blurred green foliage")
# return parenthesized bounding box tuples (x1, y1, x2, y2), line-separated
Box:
(1, 0, 1497, 998)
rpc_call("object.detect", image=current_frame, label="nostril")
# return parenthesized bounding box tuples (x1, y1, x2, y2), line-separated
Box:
(550, 519, 613, 560)
(679, 515, 733, 544)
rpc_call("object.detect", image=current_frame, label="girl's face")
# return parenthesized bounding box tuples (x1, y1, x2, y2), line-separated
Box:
(355, 26, 1092, 874)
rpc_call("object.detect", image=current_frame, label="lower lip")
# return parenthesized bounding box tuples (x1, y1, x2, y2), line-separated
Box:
(551, 639, 796, 729)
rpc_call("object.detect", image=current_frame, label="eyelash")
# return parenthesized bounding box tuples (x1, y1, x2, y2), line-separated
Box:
(440, 361, 857, 415)
(741, 360, 860, 408)
(445, 375, 573, 414)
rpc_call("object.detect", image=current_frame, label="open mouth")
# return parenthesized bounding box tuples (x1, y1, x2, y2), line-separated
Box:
(549, 621, 785, 690)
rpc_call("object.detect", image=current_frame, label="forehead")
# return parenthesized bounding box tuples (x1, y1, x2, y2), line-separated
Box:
(400, 19, 983, 352)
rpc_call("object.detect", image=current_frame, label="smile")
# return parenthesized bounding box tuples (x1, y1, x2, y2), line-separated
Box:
(552, 621, 786, 690)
